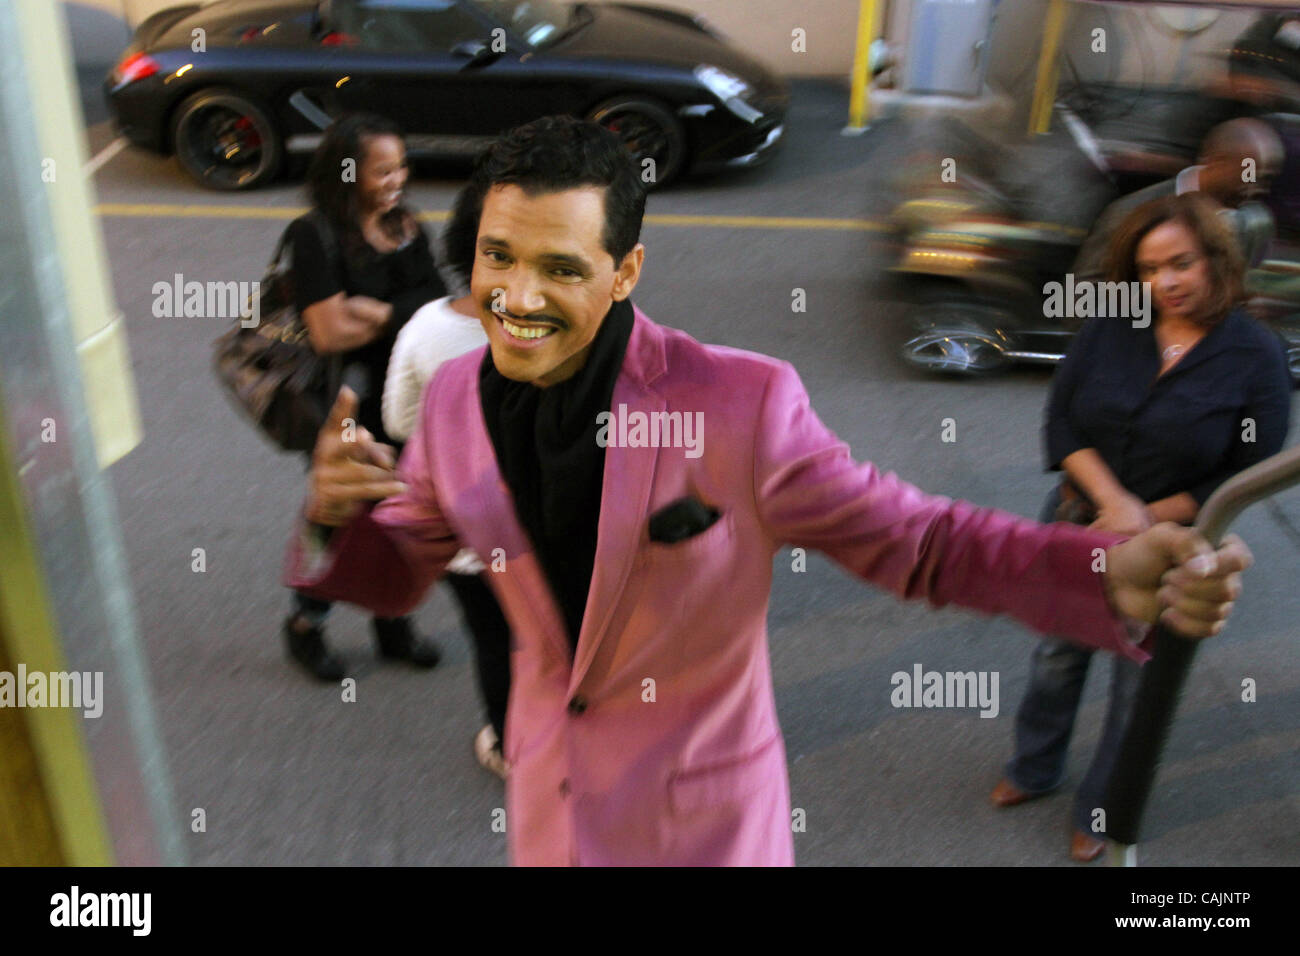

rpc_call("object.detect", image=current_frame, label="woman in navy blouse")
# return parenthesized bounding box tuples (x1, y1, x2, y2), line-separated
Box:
(991, 192, 1292, 861)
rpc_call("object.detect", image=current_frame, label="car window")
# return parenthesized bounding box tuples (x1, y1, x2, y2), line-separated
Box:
(467, 0, 572, 48)
(333, 0, 489, 52)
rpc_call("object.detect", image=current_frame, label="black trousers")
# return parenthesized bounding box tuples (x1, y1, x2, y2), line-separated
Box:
(293, 574, 511, 741)
(292, 590, 402, 625)
(443, 572, 512, 743)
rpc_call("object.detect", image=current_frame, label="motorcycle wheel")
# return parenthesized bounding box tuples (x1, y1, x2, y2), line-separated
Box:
(899, 301, 1014, 376)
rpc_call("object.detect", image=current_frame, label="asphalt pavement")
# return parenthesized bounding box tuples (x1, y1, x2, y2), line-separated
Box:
(84, 79, 1300, 865)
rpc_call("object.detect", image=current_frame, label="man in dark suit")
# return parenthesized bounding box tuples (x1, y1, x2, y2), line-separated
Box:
(1074, 118, 1284, 282)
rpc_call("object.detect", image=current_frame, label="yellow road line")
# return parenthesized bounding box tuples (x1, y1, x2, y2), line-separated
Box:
(93, 202, 891, 232)
(96, 203, 336, 220)
(646, 213, 887, 231)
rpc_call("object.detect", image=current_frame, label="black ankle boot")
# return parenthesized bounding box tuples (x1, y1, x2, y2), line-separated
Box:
(285, 616, 346, 681)
(372, 617, 441, 667)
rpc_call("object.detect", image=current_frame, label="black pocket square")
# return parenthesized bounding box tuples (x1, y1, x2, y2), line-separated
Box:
(648, 497, 721, 544)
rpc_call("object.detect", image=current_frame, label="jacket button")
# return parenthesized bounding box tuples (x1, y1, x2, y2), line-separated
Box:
(559, 778, 571, 796)
(568, 695, 587, 715)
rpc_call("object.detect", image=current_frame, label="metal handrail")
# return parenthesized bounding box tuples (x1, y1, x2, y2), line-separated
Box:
(1106, 443, 1300, 865)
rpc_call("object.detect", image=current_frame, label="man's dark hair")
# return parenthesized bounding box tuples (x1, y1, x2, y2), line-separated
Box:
(469, 115, 646, 265)
(442, 181, 484, 290)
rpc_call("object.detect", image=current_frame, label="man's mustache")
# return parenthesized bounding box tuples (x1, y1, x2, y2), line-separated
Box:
(487, 304, 568, 330)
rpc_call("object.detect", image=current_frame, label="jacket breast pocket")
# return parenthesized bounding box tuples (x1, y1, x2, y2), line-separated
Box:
(644, 509, 735, 564)
(668, 734, 784, 816)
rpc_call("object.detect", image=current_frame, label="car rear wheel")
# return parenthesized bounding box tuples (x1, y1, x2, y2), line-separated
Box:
(586, 96, 685, 190)
(171, 88, 282, 191)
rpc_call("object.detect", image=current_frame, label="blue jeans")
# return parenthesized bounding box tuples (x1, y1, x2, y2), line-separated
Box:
(1003, 487, 1143, 834)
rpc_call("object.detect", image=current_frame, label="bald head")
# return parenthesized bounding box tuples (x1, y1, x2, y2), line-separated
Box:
(1198, 118, 1285, 206)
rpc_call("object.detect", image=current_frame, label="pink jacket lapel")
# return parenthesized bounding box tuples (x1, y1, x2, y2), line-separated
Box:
(569, 306, 666, 689)
(568, 380, 661, 691)
(461, 370, 573, 665)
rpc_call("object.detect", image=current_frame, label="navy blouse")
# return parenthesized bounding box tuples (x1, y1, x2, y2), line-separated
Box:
(285, 213, 445, 444)
(1045, 308, 1292, 506)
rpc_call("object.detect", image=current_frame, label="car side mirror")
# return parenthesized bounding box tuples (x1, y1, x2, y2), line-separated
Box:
(452, 40, 505, 70)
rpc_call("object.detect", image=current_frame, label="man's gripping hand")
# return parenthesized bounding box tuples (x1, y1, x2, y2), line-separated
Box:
(1104, 524, 1253, 638)
(304, 386, 408, 527)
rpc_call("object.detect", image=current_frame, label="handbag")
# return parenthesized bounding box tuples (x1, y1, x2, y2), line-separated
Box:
(213, 210, 343, 453)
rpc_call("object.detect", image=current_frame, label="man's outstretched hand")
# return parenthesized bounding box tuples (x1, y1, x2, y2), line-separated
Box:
(1105, 524, 1253, 638)
(304, 386, 408, 527)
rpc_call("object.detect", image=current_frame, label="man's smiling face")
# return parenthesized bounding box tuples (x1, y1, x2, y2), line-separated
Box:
(472, 183, 643, 387)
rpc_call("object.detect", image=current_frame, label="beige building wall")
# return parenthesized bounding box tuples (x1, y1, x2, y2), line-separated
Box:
(982, 0, 1260, 92)
(66, 0, 863, 76)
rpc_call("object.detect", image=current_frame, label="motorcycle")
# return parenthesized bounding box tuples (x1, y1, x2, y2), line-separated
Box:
(887, 105, 1300, 381)
(887, 106, 1121, 375)
(1245, 243, 1300, 380)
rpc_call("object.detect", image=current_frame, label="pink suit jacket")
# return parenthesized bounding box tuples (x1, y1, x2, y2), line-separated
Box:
(286, 305, 1148, 866)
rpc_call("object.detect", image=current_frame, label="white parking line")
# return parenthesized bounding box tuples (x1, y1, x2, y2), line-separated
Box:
(84, 136, 128, 176)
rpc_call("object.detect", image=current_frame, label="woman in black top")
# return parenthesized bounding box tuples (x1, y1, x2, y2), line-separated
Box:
(284, 114, 447, 681)
(991, 193, 1291, 860)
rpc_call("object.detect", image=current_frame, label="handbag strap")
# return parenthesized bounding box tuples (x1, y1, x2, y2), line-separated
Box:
(274, 208, 340, 274)
(324, 353, 343, 407)
(303, 208, 339, 274)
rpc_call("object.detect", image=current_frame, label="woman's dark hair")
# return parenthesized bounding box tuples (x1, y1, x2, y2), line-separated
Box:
(1105, 192, 1246, 326)
(442, 180, 485, 291)
(468, 115, 645, 265)
(305, 113, 414, 253)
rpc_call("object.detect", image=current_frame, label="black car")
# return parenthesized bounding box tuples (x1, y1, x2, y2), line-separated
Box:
(104, 0, 788, 190)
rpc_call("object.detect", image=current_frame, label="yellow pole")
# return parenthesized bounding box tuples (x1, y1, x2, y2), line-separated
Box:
(847, 0, 879, 131)
(0, 414, 114, 866)
(1029, 0, 1069, 135)
(16, 0, 142, 468)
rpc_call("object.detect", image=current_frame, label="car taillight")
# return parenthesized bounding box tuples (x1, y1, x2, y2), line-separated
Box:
(113, 51, 160, 85)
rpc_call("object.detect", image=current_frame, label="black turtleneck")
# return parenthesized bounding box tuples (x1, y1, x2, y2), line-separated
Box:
(478, 297, 636, 651)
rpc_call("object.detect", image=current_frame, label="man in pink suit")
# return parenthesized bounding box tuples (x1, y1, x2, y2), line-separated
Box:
(287, 117, 1251, 866)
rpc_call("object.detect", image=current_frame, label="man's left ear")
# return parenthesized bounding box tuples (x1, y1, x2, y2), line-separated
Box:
(611, 243, 645, 302)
